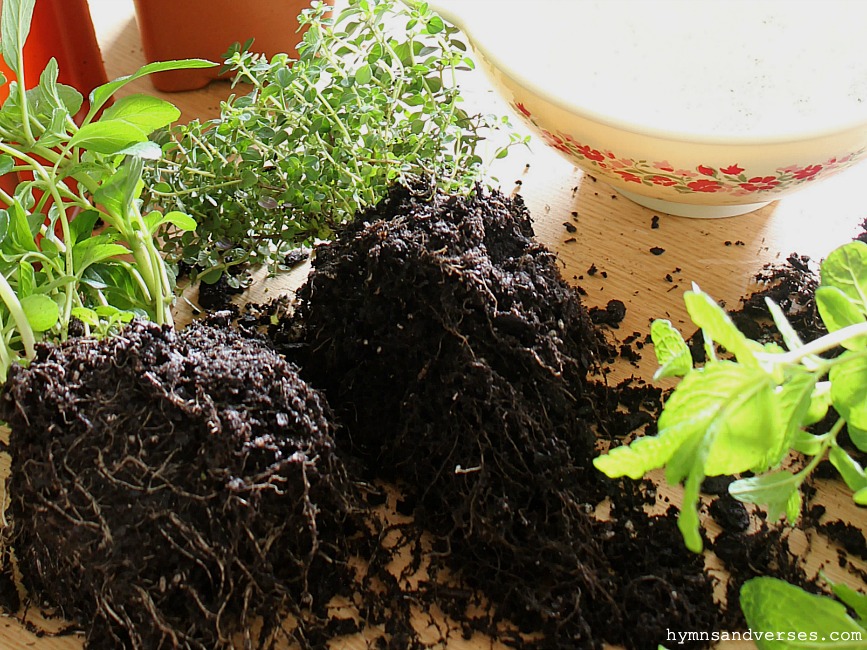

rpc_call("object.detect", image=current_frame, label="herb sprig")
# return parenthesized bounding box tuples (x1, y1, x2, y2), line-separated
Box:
(144, 0, 524, 284)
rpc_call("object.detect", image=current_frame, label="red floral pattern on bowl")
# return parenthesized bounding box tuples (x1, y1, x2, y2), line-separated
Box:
(514, 102, 865, 198)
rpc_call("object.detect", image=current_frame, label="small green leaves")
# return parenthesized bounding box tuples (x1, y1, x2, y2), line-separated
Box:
(829, 353, 867, 431)
(86, 59, 216, 120)
(740, 577, 866, 649)
(101, 94, 181, 136)
(143, 0, 519, 278)
(69, 120, 149, 155)
(20, 293, 59, 332)
(651, 319, 692, 379)
(684, 285, 760, 366)
(820, 240, 867, 314)
(730, 471, 800, 522)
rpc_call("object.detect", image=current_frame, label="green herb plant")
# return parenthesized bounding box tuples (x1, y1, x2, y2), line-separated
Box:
(144, 0, 525, 285)
(0, 0, 210, 380)
(595, 239, 867, 647)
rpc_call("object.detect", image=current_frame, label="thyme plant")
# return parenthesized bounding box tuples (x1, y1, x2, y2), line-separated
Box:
(144, 0, 524, 284)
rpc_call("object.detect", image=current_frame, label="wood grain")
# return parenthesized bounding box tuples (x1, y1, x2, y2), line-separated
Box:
(1, 1, 865, 648)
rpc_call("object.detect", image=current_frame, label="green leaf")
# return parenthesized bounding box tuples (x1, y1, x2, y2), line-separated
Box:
(740, 577, 865, 649)
(848, 426, 867, 454)
(69, 120, 149, 155)
(774, 371, 817, 460)
(684, 286, 759, 366)
(3, 201, 37, 253)
(69, 210, 102, 245)
(829, 353, 867, 431)
(426, 15, 445, 34)
(804, 381, 832, 427)
(786, 489, 803, 524)
(0, 154, 13, 176)
(651, 319, 692, 380)
(595, 362, 778, 482)
(19, 293, 58, 332)
(93, 156, 144, 227)
(144, 210, 196, 235)
(668, 362, 778, 478)
(1, 0, 35, 75)
(792, 430, 825, 456)
(355, 63, 372, 85)
(765, 298, 810, 356)
(854, 486, 867, 506)
(678, 468, 705, 553)
(86, 59, 216, 119)
(16, 259, 34, 297)
(0, 208, 8, 245)
(101, 94, 181, 136)
(826, 576, 867, 624)
(817, 285, 867, 348)
(73, 239, 131, 271)
(115, 141, 162, 160)
(730, 471, 800, 522)
(70, 306, 99, 327)
(829, 445, 867, 493)
(820, 240, 867, 314)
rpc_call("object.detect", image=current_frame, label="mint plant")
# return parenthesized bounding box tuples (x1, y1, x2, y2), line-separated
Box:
(143, 0, 525, 284)
(594, 240, 867, 553)
(0, 0, 209, 379)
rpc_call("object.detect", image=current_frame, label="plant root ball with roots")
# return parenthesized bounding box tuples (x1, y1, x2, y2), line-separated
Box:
(285, 184, 720, 648)
(1, 320, 360, 649)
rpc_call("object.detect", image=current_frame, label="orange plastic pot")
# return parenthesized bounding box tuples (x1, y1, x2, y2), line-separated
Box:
(0, 0, 108, 105)
(132, 0, 333, 92)
(0, 0, 108, 208)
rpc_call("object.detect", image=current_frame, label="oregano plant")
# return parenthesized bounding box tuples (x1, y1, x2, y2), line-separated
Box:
(0, 0, 209, 379)
(143, 0, 525, 284)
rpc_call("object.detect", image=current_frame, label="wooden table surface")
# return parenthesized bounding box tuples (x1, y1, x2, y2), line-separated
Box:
(2, 1, 866, 648)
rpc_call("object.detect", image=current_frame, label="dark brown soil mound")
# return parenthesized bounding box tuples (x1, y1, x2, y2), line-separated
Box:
(0, 320, 360, 649)
(282, 184, 720, 649)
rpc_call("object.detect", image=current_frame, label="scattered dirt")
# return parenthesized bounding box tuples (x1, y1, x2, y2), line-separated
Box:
(0, 320, 362, 649)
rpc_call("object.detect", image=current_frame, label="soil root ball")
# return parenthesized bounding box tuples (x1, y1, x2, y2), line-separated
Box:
(285, 184, 719, 648)
(1, 320, 360, 649)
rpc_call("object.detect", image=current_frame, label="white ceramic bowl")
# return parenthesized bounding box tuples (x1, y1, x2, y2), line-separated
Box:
(431, 0, 867, 218)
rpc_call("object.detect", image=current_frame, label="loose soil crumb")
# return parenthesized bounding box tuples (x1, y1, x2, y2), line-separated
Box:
(0, 320, 361, 649)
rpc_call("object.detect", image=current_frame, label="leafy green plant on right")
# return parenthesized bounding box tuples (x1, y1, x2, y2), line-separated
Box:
(595, 239, 867, 647)
(596, 239, 867, 553)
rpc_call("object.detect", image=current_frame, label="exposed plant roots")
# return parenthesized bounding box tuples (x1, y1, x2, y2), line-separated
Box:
(1, 321, 360, 649)
(282, 184, 721, 648)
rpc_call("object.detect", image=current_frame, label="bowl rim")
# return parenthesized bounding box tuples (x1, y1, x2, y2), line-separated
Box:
(486, 49, 867, 148)
(439, 0, 867, 148)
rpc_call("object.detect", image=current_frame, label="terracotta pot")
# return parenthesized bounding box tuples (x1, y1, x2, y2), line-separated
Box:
(132, 0, 333, 92)
(0, 0, 107, 106)
(0, 0, 108, 207)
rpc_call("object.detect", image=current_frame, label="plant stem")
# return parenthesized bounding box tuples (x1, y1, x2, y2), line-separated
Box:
(0, 271, 35, 362)
(762, 322, 867, 366)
